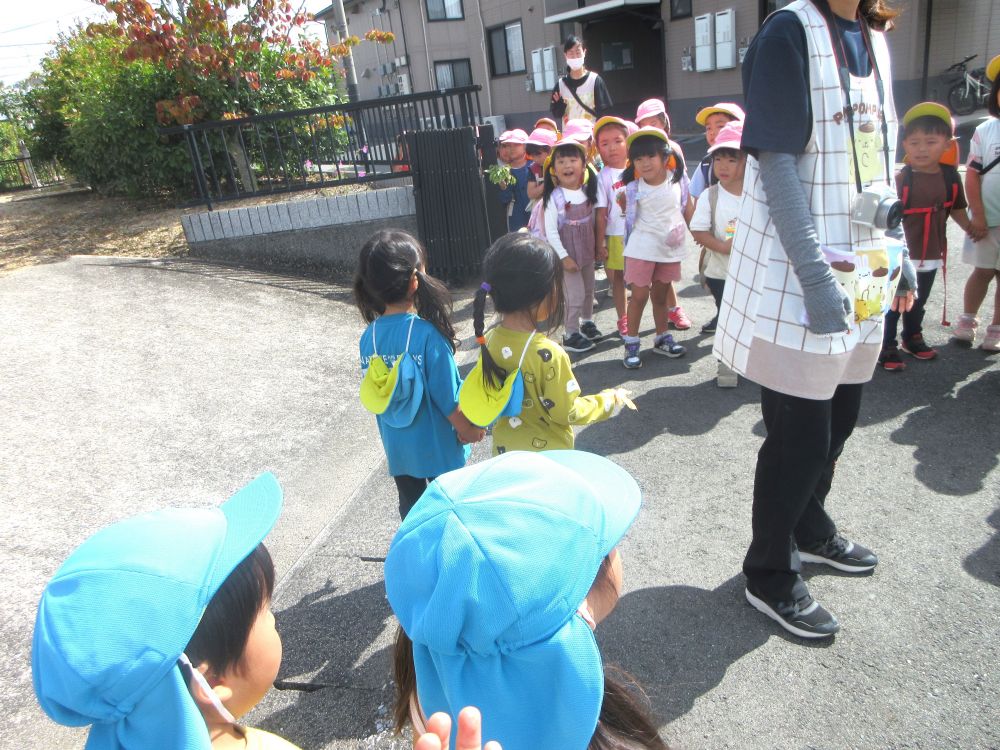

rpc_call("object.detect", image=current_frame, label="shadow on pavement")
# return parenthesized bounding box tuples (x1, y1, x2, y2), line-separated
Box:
(889, 368, 1000, 495)
(964, 507, 1000, 588)
(599, 575, 832, 727)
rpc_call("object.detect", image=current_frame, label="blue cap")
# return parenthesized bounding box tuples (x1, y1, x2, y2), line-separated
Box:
(31, 473, 283, 750)
(384, 451, 641, 750)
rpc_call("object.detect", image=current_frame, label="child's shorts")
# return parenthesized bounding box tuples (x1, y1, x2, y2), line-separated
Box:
(605, 235, 625, 271)
(624, 258, 681, 287)
(962, 226, 1000, 269)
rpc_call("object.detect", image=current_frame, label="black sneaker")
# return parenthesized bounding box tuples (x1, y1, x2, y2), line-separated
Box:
(700, 317, 718, 334)
(580, 320, 604, 341)
(563, 332, 596, 353)
(799, 534, 878, 573)
(745, 585, 840, 639)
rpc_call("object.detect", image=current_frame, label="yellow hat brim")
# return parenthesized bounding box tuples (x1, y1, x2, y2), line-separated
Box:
(988, 54, 1000, 83)
(594, 116, 629, 136)
(360, 357, 399, 415)
(626, 127, 669, 150)
(459, 362, 520, 428)
(902, 101, 952, 130)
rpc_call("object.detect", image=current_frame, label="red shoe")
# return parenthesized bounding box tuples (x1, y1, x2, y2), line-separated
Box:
(616, 315, 629, 337)
(900, 334, 937, 360)
(668, 306, 692, 330)
(879, 346, 906, 372)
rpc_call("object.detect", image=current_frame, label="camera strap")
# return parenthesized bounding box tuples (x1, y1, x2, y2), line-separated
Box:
(818, 1, 893, 194)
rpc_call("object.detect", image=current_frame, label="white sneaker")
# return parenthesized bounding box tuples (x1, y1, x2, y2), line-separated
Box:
(716, 362, 738, 388)
(953, 313, 979, 342)
(981, 324, 1000, 352)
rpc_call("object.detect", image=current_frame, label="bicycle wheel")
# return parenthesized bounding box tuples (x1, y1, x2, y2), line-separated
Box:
(949, 82, 977, 115)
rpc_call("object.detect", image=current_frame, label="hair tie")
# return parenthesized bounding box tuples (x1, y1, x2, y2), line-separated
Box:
(480, 282, 492, 293)
(476, 335, 487, 345)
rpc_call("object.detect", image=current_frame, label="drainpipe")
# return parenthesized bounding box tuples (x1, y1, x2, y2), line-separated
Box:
(417, 0, 437, 89)
(920, 0, 932, 100)
(472, 0, 495, 116)
(331, 0, 359, 101)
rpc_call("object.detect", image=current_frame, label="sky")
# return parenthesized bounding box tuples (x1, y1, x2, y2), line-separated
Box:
(0, 0, 331, 88)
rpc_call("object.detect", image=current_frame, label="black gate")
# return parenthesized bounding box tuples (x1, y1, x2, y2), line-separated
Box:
(407, 125, 506, 280)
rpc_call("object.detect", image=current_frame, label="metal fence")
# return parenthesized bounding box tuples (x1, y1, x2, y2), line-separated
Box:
(160, 86, 484, 210)
(0, 157, 65, 192)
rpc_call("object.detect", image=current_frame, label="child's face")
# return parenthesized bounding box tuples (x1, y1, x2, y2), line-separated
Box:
(637, 114, 668, 133)
(632, 152, 669, 184)
(553, 150, 585, 188)
(526, 146, 550, 165)
(507, 143, 527, 164)
(704, 113, 734, 146)
(902, 129, 951, 171)
(596, 126, 627, 168)
(218, 606, 282, 719)
(497, 142, 511, 163)
(713, 152, 746, 186)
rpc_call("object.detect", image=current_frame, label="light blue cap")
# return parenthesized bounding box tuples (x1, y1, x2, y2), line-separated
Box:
(384, 451, 641, 750)
(31, 473, 283, 750)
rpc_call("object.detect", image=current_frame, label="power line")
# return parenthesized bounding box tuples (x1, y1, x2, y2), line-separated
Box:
(0, 43, 54, 48)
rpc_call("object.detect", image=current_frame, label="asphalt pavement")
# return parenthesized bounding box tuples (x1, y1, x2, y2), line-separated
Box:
(2, 225, 998, 749)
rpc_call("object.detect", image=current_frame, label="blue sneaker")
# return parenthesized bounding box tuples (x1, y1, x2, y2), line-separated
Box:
(623, 340, 642, 369)
(652, 332, 685, 358)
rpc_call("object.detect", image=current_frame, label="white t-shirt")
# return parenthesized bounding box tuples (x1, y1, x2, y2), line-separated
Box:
(968, 118, 1000, 228)
(690, 184, 742, 280)
(544, 187, 587, 259)
(596, 166, 626, 237)
(624, 179, 688, 263)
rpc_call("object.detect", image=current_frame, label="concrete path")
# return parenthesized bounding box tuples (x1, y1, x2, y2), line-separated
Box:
(3, 230, 998, 750)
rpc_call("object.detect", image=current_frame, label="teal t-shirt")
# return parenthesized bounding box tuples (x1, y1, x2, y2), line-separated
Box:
(359, 312, 470, 478)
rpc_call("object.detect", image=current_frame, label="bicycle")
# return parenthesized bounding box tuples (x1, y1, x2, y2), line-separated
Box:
(945, 54, 990, 116)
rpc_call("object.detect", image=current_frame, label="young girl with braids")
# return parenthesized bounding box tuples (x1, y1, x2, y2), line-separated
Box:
(354, 230, 484, 519)
(460, 233, 631, 456)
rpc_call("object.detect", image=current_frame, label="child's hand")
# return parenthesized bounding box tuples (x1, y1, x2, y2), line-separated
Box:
(721, 238, 733, 254)
(457, 422, 486, 445)
(969, 214, 988, 241)
(599, 388, 638, 416)
(597, 244, 609, 262)
(890, 290, 915, 313)
(562, 256, 580, 273)
(415, 706, 502, 750)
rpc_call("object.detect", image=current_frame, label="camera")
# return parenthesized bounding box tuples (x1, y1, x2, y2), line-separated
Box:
(851, 186, 903, 230)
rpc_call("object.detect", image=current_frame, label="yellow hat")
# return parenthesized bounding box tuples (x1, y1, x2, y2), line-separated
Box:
(902, 101, 953, 131)
(459, 363, 525, 428)
(987, 54, 1000, 83)
(695, 102, 746, 126)
(626, 125, 669, 150)
(593, 115, 630, 137)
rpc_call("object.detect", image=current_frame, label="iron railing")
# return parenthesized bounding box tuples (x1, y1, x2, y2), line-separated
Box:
(0, 157, 65, 192)
(160, 86, 483, 209)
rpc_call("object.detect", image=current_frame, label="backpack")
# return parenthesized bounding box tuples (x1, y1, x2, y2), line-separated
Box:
(897, 163, 960, 325)
(527, 188, 568, 239)
(697, 183, 721, 289)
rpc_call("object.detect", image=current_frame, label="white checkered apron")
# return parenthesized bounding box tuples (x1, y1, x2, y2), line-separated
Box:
(713, 0, 898, 399)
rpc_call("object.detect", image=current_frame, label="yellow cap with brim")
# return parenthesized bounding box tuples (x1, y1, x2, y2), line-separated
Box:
(458, 363, 525, 428)
(695, 102, 746, 126)
(902, 101, 953, 131)
(988, 54, 1000, 83)
(593, 116, 630, 137)
(626, 125, 669, 150)
(360, 354, 424, 427)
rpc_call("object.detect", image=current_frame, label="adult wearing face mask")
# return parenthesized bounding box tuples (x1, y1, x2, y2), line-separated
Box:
(550, 35, 613, 126)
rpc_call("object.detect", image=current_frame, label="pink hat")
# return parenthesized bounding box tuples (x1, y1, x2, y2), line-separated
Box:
(562, 118, 594, 142)
(499, 128, 529, 144)
(635, 99, 670, 132)
(624, 120, 639, 136)
(525, 128, 557, 148)
(706, 120, 744, 154)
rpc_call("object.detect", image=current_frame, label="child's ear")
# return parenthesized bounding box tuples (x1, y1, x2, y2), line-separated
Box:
(190, 662, 235, 725)
(409, 271, 420, 295)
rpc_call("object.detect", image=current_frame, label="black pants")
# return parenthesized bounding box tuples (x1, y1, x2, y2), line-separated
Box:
(883, 269, 936, 347)
(744, 383, 864, 601)
(705, 276, 725, 325)
(394, 475, 432, 520)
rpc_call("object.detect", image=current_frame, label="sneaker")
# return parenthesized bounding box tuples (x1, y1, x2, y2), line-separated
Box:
(623, 340, 642, 369)
(616, 315, 629, 337)
(878, 346, 906, 372)
(667, 306, 692, 330)
(953, 313, 978, 343)
(901, 333, 937, 360)
(745, 585, 840, 639)
(701, 316, 718, 334)
(981, 324, 1000, 352)
(563, 332, 595, 353)
(717, 361, 738, 388)
(580, 320, 603, 341)
(799, 534, 878, 573)
(652, 332, 686, 358)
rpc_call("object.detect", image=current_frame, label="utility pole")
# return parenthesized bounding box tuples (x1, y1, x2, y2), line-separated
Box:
(331, 0, 360, 102)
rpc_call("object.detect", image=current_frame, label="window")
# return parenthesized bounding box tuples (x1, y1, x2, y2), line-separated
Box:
(531, 46, 557, 92)
(487, 21, 526, 77)
(426, 0, 463, 21)
(670, 0, 692, 20)
(435, 59, 473, 89)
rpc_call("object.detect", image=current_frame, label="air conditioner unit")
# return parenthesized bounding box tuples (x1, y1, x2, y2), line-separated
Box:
(694, 13, 715, 72)
(715, 9, 737, 69)
(396, 73, 411, 95)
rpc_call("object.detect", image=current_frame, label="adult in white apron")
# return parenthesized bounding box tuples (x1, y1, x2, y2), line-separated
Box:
(714, 0, 915, 638)
(550, 35, 613, 126)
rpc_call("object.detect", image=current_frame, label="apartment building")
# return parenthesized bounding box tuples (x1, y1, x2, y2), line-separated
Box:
(317, 0, 1000, 133)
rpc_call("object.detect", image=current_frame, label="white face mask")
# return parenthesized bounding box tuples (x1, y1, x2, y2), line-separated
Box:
(566, 56, 586, 71)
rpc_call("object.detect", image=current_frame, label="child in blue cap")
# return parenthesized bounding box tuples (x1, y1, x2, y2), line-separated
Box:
(385, 450, 668, 750)
(31, 473, 301, 750)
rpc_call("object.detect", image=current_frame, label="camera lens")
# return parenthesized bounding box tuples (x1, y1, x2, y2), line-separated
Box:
(876, 198, 903, 230)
